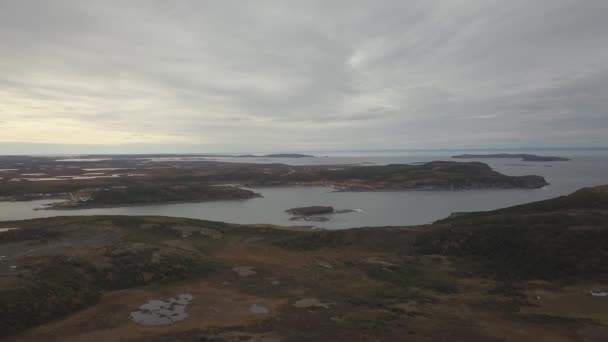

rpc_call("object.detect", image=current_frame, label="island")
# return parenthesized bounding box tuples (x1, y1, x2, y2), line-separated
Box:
(286, 206, 335, 216)
(1, 185, 606, 340)
(260, 153, 313, 158)
(452, 153, 570, 162)
(209, 153, 314, 158)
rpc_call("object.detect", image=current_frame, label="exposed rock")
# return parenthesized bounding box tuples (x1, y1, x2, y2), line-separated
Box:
(315, 261, 333, 269)
(293, 298, 331, 309)
(233, 266, 257, 277)
(199, 227, 223, 239)
(363, 257, 397, 267)
(265, 277, 280, 285)
(249, 304, 270, 314)
(286, 206, 334, 216)
(173, 226, 223, 239)
(289, 216, 330, 222)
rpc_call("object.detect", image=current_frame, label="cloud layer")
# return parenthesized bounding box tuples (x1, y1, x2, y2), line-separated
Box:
(1, 0, 607, 152)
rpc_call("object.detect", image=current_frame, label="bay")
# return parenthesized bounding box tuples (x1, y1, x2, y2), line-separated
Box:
(1, 151, 607, 229)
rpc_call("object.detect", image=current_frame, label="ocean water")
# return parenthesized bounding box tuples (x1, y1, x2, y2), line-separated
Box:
(1, 151, 607, 229)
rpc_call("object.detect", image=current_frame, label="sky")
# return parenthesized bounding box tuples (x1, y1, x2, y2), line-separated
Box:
(0, 0, 607, 154)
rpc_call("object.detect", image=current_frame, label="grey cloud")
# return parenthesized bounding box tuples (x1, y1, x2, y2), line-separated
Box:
(0, 0, 607, 152)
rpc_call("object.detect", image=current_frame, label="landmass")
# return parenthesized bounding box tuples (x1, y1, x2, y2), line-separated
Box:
(320, 161, 548, 190)
(452, 153, 571, 162)
(56, 153, 315, 159)
(1, 185, 606, 341)
(1, 156, 548, 209)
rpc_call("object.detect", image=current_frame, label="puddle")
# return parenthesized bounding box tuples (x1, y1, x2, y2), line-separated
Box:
(129, 294, 193, 326)
(0, 228, 19, 233)
(249, 304, 270, 314)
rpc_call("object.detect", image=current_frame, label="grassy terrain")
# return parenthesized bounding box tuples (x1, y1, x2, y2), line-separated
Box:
(317, 161, 548, 190)
(51, 182, 259, 209)
(0, 185, 607, 341)
(417, 186, 608, 281)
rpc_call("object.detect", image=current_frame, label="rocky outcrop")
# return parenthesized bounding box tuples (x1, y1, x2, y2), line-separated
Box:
(286, 206, 334, 216)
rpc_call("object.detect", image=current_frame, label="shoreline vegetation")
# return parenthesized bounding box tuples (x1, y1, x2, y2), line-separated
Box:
(42, 184, 260, 210)
(0, 185, 606, 340)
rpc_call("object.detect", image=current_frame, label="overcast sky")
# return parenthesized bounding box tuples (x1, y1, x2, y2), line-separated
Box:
(1, 0, 607, 153)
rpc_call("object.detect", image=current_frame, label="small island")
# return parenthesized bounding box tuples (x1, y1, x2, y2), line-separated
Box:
(452, 153, 570, 162)
(286, 206, 335, 216)
(286, 206, 334, 222)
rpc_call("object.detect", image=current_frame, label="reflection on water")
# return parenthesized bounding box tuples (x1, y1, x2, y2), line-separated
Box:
(1, 153, 607, 229)
(129, 294, 193, 326)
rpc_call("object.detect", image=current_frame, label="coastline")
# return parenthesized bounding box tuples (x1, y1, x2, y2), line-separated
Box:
(37, 194, 263, 211)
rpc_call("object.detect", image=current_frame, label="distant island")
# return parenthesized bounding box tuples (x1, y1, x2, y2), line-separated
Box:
(210, 153, 314, 158)
(258, 154, 313, 158)
(56, 153, 315, 160)
(218, 154, 314, 158)
(452, 153, 570, 162)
